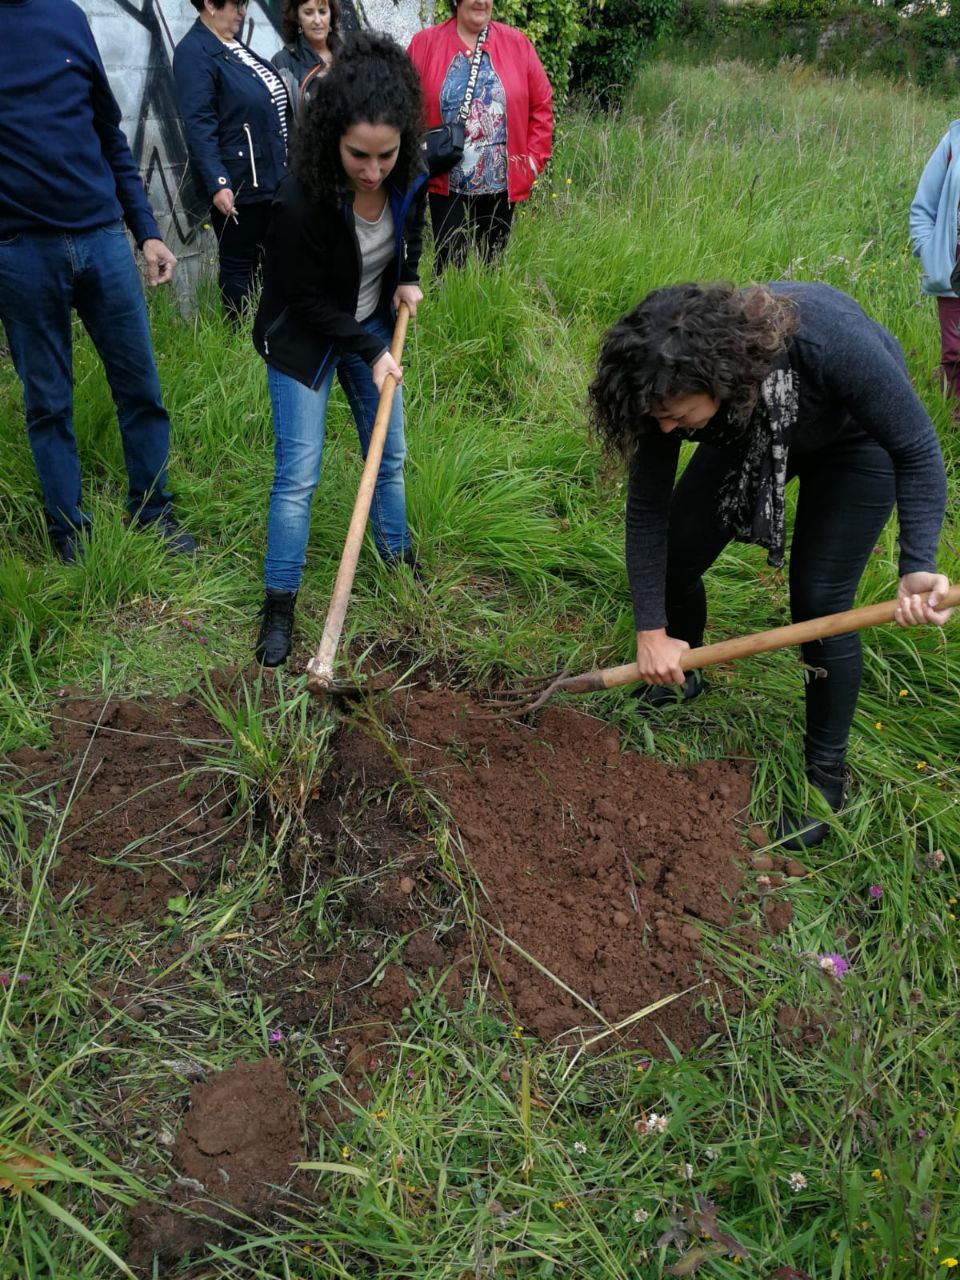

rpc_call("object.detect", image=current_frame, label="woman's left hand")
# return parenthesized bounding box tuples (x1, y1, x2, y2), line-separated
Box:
(394, 285, 423, 318)
(895, 571, 954, 627)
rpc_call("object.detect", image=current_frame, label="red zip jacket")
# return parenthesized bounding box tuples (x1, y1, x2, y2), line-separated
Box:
(407, 18, 552, 204)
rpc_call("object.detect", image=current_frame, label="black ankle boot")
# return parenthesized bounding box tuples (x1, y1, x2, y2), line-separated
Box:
(776, 759, 849, 851)
(632, 669, 705, 710)
(255, 589, 297, 667)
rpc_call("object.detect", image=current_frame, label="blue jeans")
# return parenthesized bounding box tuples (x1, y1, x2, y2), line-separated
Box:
(0, 222, 171, 545)
(264, 310, 409, 592)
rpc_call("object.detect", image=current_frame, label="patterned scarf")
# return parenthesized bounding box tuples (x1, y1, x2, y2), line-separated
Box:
(677, 361, 798, 568)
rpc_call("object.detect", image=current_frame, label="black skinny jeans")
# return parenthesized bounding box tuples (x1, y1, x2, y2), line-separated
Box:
(662, 429, 896, 764)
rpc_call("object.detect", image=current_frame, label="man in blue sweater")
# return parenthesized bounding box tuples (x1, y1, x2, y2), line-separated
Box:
(0, 0, 196, 562)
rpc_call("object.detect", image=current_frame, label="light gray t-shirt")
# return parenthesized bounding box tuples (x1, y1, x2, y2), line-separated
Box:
(355, 202, 394, 322)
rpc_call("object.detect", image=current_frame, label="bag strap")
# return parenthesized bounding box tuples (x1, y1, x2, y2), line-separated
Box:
(456, 25, 489, 125)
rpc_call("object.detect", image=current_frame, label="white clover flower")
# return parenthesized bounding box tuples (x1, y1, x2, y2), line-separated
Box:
(645, 1112, 669, 1134)
(704, 1147, 718, 1162)
(573, 1140, 588, 1155)
(678, 1162, 694, 1181)
(633, 1207, 650, 1224)
(786, 1171, 807, 1192)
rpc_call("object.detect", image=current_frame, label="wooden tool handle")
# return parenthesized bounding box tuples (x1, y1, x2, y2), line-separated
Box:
(307, 304, 410, 694)
(563, 585, 960, 696)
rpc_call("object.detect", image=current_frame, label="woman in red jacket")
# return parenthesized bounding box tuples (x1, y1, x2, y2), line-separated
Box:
(408, 0, 552, 274)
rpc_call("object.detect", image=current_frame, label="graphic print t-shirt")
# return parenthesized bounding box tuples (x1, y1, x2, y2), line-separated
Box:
(440, 51, 507, 195)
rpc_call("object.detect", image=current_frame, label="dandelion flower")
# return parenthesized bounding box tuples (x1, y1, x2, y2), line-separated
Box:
(818, 953, 850, 978)
(940, 1259, 958, 1268)
(786, 1171, 807, 1191)
(633, 1207, 649, 1223)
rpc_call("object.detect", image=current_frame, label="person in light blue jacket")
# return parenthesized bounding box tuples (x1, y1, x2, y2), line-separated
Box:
(909, 118, 960, 400)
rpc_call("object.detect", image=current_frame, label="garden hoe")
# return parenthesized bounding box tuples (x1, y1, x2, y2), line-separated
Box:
(485, 585, 960, 717)
(306, 302, 410, 701)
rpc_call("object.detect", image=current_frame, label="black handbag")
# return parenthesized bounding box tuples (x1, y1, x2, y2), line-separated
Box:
(421, 26, 488, 178)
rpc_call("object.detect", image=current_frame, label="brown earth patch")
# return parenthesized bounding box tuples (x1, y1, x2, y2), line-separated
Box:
(126, 1057, 303, 1274)
(6, 688, 240, 922)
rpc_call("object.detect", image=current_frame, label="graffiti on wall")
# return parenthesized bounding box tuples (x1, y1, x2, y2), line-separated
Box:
(85, 0, 433, 284)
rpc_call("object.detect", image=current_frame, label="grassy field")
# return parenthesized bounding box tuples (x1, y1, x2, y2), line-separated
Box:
(1, 58, 958, 1279)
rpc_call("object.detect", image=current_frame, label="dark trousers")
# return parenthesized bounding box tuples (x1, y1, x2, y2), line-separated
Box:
(210, 201, 273, 321)
(936, 295, 960, 398)
(429, 191, 514, 275)
(661, 430, 896, 763)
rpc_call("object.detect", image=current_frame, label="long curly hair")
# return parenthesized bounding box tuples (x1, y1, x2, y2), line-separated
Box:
(280, 0, 343, 51)
(292, 32, 424, 205)
(588, 283, 799, 458)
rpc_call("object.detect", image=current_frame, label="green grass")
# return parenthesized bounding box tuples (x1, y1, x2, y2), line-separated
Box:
(1, 58, 958, 1279)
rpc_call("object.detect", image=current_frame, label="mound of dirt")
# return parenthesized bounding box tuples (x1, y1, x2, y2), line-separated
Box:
(126, 1057, 303, 1274)
(382, 690, 753, 1048)
(6, 690, 238, 922)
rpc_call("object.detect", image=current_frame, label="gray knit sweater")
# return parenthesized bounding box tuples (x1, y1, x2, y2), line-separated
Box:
(625, 282, 948, 630)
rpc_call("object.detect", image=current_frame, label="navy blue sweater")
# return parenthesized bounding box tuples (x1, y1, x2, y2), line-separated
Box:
(0, 0, 160, 245)
(625, 283, 948, 630)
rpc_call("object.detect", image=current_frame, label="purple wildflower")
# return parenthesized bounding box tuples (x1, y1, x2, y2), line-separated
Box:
(181, 618, 192, 629)
(268, 1028, 284, 1044)
(818, 953, 850, 978)
(868, 885, 883, 900)
(198, 636, 208, 646)
(0, 972, 9, 988)
(912, 1129, 927, 1142)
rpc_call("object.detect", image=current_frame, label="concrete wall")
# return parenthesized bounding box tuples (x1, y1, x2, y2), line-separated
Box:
(82, 0, 435, 294)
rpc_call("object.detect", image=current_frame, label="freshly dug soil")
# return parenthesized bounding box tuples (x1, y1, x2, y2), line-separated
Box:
(126, 1057, 303, 1273)
(383, 690, 754, 1048)
(7, 690, 238, 922)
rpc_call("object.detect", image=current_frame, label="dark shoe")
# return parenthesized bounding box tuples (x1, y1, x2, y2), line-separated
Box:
(632, 669, 705, 710)
(255, 589, 297, 667)
(384, 547, 424, 582)
(136, 511, 198, 555)
(52, 530, 84, 564)
(775, 759, 849, 850)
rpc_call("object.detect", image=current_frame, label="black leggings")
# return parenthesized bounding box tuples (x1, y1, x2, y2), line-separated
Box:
(429, 191, 514, 276)
(663, 430, 896, 763)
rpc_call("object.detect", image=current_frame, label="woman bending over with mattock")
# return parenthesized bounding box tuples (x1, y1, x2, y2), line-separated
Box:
(589, 282, 953, 849)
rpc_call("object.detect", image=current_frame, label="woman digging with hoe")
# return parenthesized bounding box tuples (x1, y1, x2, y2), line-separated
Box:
(252, 32, 426, 668)
(589, 282, 953, 849)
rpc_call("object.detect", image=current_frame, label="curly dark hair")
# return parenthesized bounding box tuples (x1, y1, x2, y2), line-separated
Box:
(588, 283, 799, 458)
(280, 0, 343, 51)
(293, 31, 424, 205)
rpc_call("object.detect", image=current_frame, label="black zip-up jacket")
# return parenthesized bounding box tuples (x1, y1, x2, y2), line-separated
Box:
(252, 171, 427, 388)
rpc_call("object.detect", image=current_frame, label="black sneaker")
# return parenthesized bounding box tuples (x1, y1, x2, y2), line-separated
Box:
(51, 530, 86, 564)
(775, 760, 849, 850)
(632, 669, 705, 710)
(384, 547, 424, 582)
(136, 511, 198, 554)
(255, 589, 297, 667)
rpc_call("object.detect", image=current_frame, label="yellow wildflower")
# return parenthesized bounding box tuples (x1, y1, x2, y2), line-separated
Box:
(874, 721, 884, 730)
(340, 1145, 350, 1159)
(553, 1199, 567, 1210)
(940, 1261, 958, 1270)
(870, 1168, 883, 1181)
(899, 689, 909, 697)
(916, 761, 928, 771)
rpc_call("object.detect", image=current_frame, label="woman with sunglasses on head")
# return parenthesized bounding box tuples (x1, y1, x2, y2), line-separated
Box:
(251, 32, 426, 668)
(174, 0, 290, 320)
(590, 281, 952, 849)
(272, 0, 345, 125)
